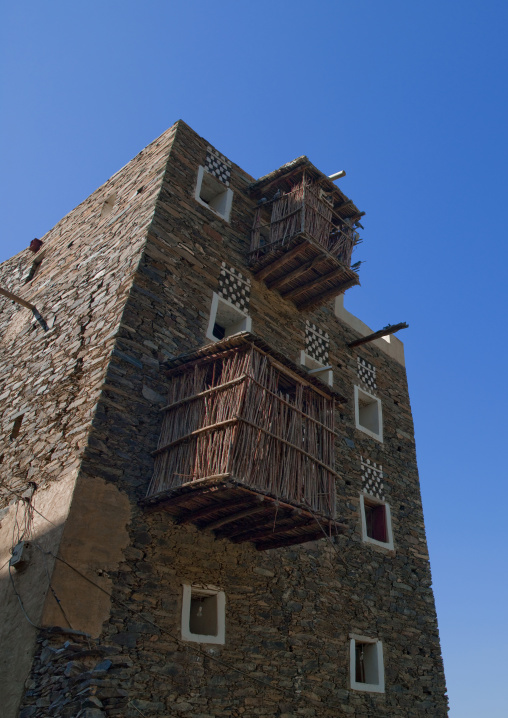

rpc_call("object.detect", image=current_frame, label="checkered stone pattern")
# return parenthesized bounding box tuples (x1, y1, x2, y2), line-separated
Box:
(218, 263, 251, 312)
(357, 356, 377, 392)
(305, 321, 329, 364)
(205, 146, 232, 186)
(360, 456, 385, 500)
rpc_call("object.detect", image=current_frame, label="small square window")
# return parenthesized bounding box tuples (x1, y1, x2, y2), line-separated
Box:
(350, 636, 385, 693)
(299, 350, 333, 387)
(195, 166, 233, 221)
(360, 494, 394, 550)
(181, 584, 225, 644)
(206, 293, 251, 342)
(354, 386, 383, 442)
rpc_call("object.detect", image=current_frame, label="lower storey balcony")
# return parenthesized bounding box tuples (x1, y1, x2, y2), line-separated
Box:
(144, 335, 345, 550)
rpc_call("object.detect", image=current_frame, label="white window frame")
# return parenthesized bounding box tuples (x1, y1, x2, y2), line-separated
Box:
(360, 493, 394, 550)
(206, 292, 251, 342)
(195, 166, 233, 222)
(299, 350, 333, 387)
(181, 584, 226, 644)
(349, 635, 385, 693)
(354, 386, 383, 442)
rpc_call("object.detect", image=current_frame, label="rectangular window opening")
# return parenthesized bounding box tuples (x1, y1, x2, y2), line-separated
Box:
(355, 642, 380, 685)
(189, 593, 218, 637)
(364, 499, 388, 543)
(299, 351, 333, 387)
(212, 322, 226, 340)
(181, 584, 225, 644)
(25, 257, 43, 284)
(350, 637, 385, 693)
(195, 167, 233, 221)
(10, 414, 24, 440)
(360, 494, 393, 550)
(206, 293, 251, 343)
(354, 386, 383, 442)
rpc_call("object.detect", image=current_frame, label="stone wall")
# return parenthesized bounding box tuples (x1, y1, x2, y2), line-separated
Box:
(0, 124, 178, 717)
(5, 121, 447, 716)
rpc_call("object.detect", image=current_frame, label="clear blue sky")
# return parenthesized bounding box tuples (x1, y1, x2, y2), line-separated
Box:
(2, 2, 507, 715)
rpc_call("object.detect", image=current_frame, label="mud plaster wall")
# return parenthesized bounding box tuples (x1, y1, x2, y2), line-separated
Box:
(0, 123, 178, 718)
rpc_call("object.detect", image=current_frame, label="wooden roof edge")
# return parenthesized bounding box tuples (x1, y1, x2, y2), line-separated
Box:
(247, 156, 364, 219)
(248, 155, 309, 191)
(161, 331, 347, 402)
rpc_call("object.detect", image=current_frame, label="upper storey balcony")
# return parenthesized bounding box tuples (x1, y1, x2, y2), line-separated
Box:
(144, 334, 345, 550)
(248, 158, 364, 310)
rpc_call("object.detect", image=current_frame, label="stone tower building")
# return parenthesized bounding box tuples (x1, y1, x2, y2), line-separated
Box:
(0, 121, 448, 717)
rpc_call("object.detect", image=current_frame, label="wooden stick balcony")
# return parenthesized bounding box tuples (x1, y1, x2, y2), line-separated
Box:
(248, 166, 363, 310)
(144, 334, 346, 550)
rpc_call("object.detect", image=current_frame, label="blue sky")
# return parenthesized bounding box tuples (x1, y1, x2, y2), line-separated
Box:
(2, 2, 508, 715)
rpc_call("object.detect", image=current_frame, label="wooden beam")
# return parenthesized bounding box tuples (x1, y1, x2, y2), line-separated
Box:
(219, 506, 300, 538)
(176, 497, 253, 525)
(266, 256, 322, 291)
(296, 276, 359, 310)
(160, 375, 247, 412)
(348, 322, 409, 348)
(230, 517, 314, 544)
(205, 503, 267, 531)
(281, 265, 347, 301)
(255, 529, 327, 551)
(0, 285, 37, 311)
(153, 418, 239, 456)
(143, 475, 232, 509)
(0, 286, 48, 330)
(254, 240, 310, 281)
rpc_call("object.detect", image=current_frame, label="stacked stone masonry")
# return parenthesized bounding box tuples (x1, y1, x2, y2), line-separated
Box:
(0, 120, 448, 717)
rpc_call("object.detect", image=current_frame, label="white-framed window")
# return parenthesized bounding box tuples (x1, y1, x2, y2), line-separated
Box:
(195, 166, 233, 221)
(181, 584, 225, 644)
(349, 635, 385, 693)
(206, 292, 251, 342)
(299, 350, 333, 387)
(354, 386, 383, 442)
(360, 494, 394, 550)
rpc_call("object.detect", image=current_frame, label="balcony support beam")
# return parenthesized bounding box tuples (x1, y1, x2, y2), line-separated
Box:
(255, 529, 330, 551)
(229, 517, 314, 544)
(176, 496, 252, 525)
(205, 502, 267, 531)
(266, 256, 322, 291)
(297, 277, 359, 310)
(253, 240, 310, 281)
(281, 265, 349, 301)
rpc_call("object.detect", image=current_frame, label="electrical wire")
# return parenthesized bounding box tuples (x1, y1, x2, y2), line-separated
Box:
(8, 563, 42, 630)
(6, 495, 358, 711)
(33, 542, 74, 630)
(0, 483, 59, 527)
(43, 548, 339, 708)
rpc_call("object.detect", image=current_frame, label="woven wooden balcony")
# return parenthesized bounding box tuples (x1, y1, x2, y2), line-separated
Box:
(144, 334, 346, 550)
(248, 160, 364, 310)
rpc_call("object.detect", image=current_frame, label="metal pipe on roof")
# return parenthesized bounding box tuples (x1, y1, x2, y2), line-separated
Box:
(328, 170, 346, 181)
